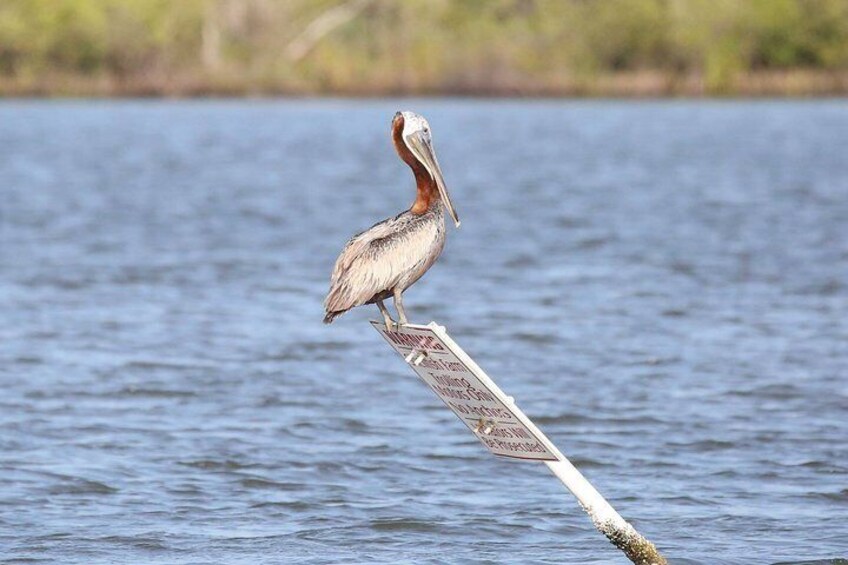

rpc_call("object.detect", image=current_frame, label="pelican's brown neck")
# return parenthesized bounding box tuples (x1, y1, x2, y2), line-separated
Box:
(392, 115, 437, 215)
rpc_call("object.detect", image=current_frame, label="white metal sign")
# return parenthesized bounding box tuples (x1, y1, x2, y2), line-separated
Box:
(372, 321, 558, 461)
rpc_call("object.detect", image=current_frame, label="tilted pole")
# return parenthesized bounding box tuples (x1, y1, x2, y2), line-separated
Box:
(545, 459, 666, 564)
(373, 321, 667, 565)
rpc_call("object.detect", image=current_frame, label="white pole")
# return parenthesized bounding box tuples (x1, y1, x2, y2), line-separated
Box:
(432, 323, 667, 563)
(544, 458, 667, 565)
(373, 321, 668, 565)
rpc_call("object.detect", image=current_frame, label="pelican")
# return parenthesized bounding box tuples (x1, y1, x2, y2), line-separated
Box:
(323, 111, 460, 330)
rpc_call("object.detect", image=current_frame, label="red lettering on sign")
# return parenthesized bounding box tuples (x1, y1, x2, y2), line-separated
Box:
(431, 374, 470, 388)
(448, 402, 469, 414)
(432, 385, 471, 401)
(465, 405, 512, 419)
(383, 331, 445, 351)
(479, 437, 546, 454)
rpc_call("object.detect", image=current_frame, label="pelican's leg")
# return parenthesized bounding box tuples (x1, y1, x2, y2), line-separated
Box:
(376, 299, 395, 331)
(393, 288, 409, 326)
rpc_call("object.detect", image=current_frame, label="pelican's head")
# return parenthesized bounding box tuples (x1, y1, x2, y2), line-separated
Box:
(392, 111, 460, 228)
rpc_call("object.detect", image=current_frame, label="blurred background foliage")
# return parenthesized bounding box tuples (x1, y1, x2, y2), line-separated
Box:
(1, 0, 847, 96)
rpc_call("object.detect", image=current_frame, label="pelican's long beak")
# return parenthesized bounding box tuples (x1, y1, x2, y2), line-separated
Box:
(405, 131, 461, 228)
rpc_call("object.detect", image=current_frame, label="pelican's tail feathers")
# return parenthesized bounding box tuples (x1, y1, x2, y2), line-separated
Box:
(323, 310, 345, 324)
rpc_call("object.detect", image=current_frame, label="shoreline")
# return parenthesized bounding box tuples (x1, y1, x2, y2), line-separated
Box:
(3, 70, 847, 99)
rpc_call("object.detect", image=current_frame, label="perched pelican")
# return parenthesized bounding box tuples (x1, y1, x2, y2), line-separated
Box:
(323, 111, 460, 330)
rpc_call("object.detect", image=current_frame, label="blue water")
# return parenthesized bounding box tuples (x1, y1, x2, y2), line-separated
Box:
(0, 100, 846, 564)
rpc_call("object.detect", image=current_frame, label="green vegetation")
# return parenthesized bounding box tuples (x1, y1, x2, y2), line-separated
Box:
(2, 0, 848, 96)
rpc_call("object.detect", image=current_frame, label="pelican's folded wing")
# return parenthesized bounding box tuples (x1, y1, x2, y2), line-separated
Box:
(324, 213, 409, 313)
